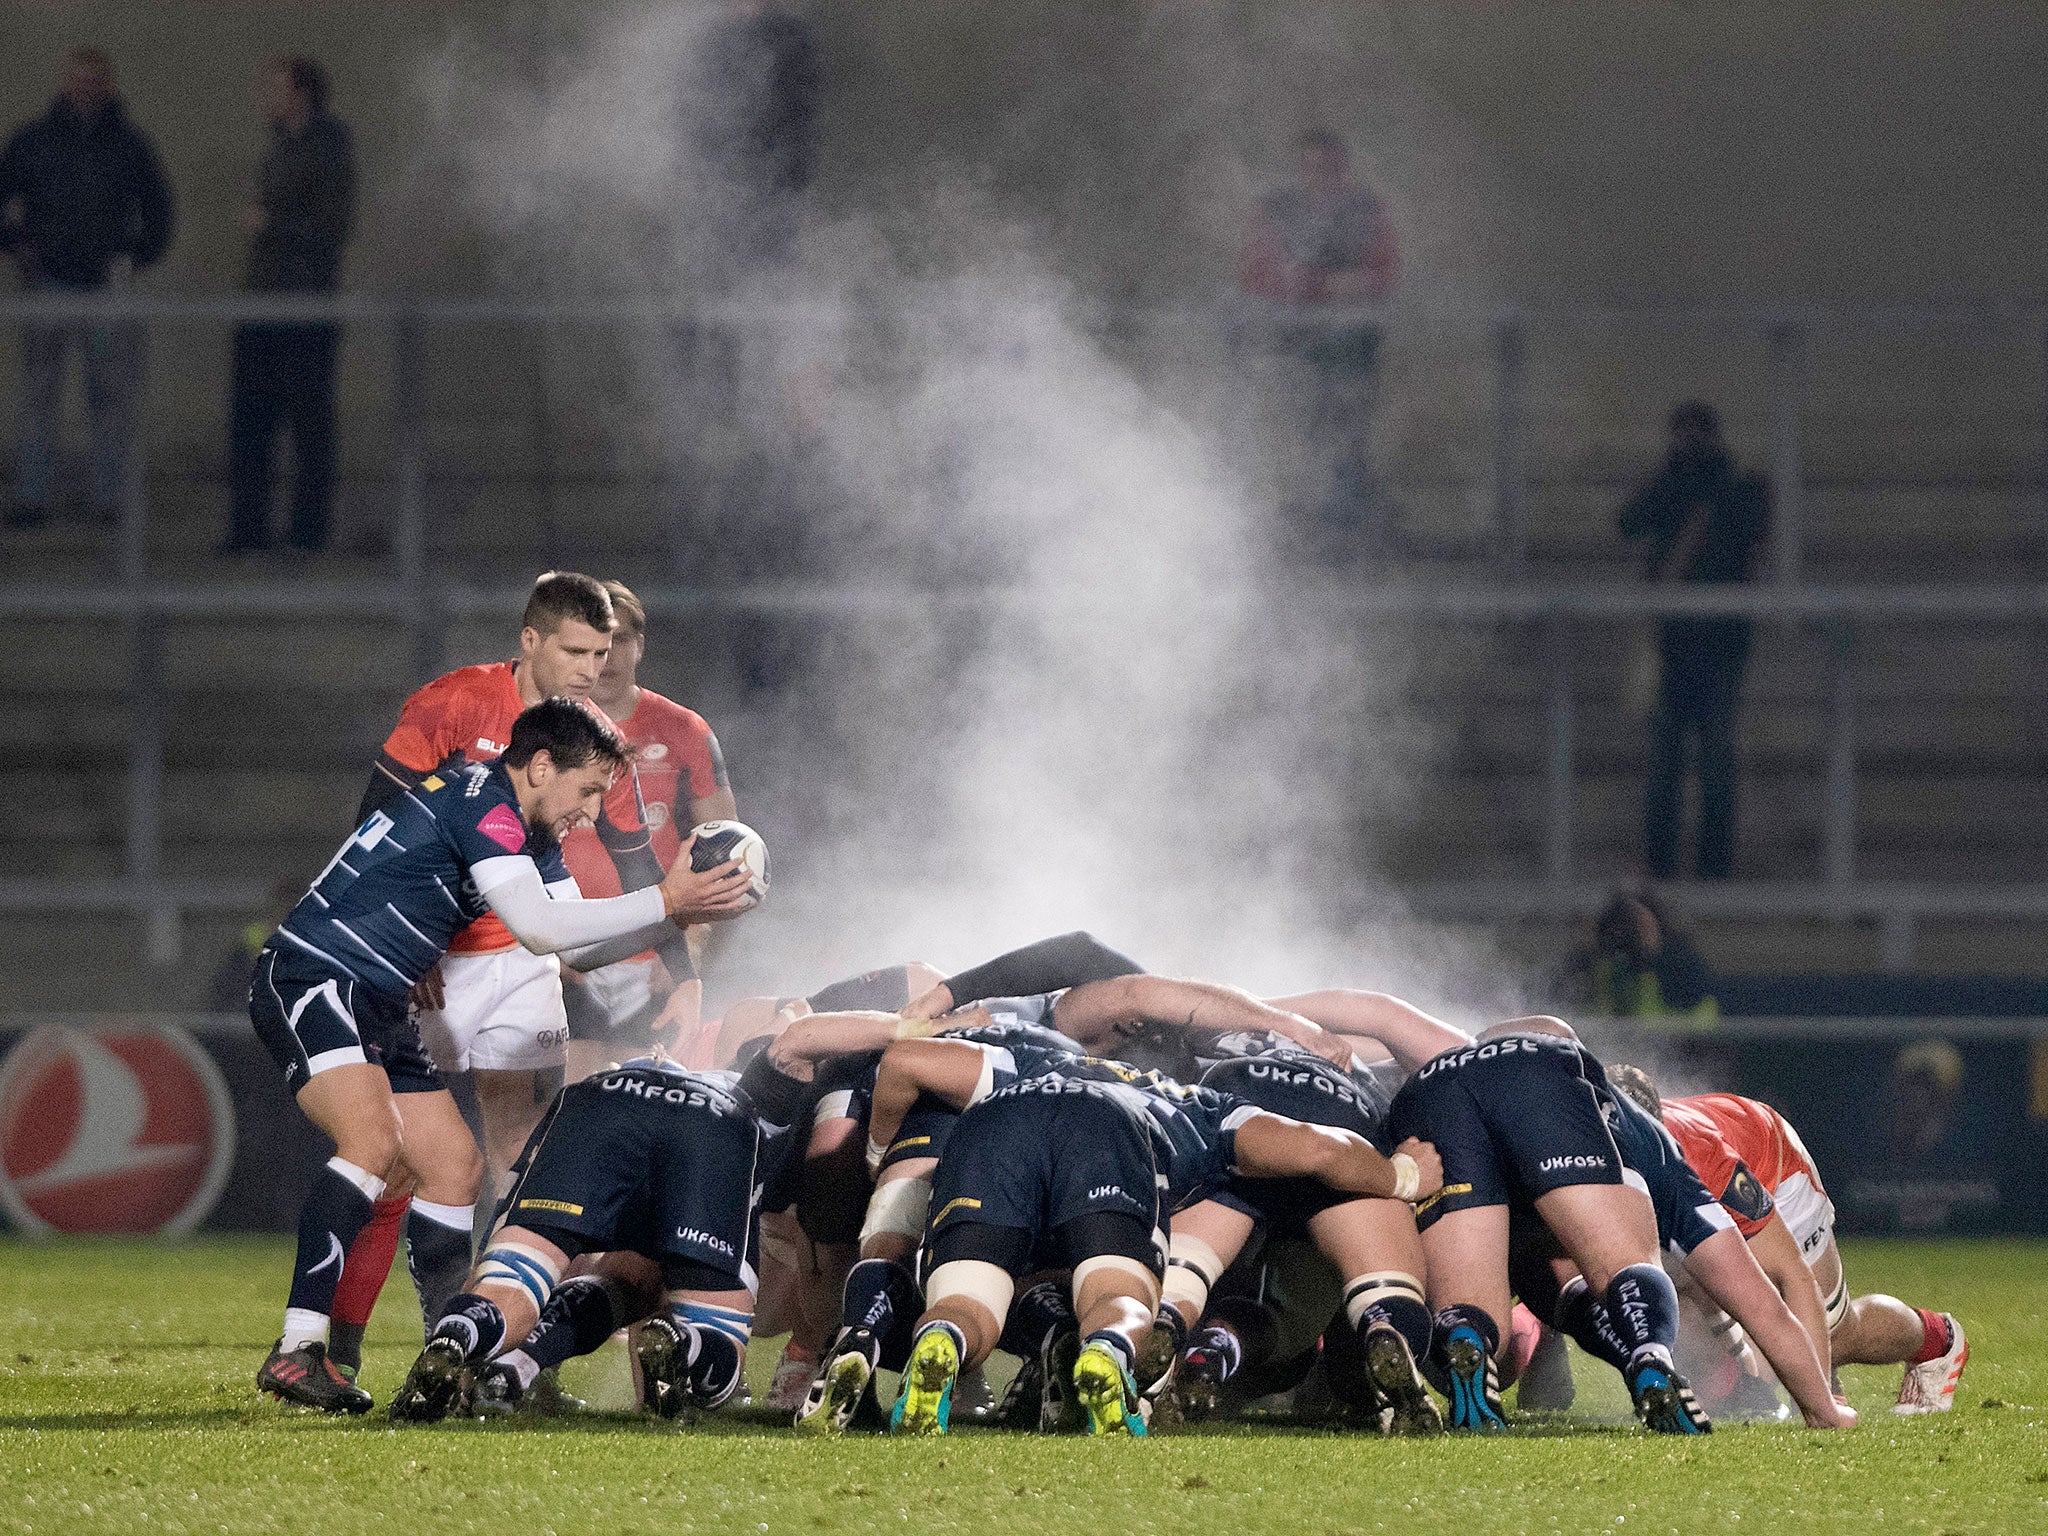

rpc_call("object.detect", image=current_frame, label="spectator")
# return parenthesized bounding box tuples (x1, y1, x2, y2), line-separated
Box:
(1241, 128, 1398, 557)
(0, 47, 173, 528)
(221, 55, 355, 556)
(1620, 401, 1771, 879)
(1563, 888, 1718, 1025)
(696, 0, 821, 264)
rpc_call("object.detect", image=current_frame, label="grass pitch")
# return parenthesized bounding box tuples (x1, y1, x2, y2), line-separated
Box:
(1, 1237, 2043, 1536)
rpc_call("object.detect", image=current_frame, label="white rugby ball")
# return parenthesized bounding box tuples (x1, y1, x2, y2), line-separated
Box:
(688, 819, 770, 905)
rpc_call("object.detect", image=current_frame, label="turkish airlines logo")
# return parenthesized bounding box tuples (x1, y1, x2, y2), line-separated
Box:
(0, 1026, 236, 1235)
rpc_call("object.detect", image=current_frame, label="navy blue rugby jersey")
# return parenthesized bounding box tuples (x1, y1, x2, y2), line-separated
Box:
(273, 759, 570, 998)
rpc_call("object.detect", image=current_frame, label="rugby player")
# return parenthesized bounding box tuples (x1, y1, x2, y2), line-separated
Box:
(389, 1007, 912, 1423)
(1611, 1066, 1969, 1414)
(1359, 1002, 1855, 1433)
(794, 943, 1355, 1432)
(250, 698, 750, 1411)
(561, 579, 737, 1080)
(879, 1046, 1439, 1436)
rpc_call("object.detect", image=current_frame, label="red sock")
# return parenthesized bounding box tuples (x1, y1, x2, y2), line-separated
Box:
(333, 1196, 411, 1327)
(1910, 1309, 1950, 1364)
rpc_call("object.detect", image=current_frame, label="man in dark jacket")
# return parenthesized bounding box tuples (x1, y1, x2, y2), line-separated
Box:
(222, 56, 355, 556)
(0, 47, 174, 527)
(1619, 401, 1771, 879)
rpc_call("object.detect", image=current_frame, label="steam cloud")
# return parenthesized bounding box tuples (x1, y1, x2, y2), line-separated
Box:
(409, 2, 1533, 1022)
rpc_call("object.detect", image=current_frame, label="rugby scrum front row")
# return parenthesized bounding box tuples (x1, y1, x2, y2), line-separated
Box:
(247, 698, 1964, 1435)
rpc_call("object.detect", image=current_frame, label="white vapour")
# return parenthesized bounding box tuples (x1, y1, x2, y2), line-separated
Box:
(412, 2, 1530, 1019)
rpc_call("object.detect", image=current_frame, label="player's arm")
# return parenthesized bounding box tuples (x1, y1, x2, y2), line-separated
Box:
(762, 1009, 912, 1082)
(1275, 990, 1473, 1072)
(864, 1037, 996, 1165)
(1682, 1226, 1855, 1428)
(1228, 1110, 1443, 1203)
(361, 677, 472, 823)
(474, 849, 748, 957)
(1744, 1208, 1834, 1377)
(903, 931, 1145, 1020)
(1055, 974, 1352, 1067)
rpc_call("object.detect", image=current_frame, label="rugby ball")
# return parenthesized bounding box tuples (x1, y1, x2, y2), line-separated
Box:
(689, 819, 770, 905)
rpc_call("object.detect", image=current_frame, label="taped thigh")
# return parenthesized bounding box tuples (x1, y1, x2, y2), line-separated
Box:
(923, 1259, 1015, 1329)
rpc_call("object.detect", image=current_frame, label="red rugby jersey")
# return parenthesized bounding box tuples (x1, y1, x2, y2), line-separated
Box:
(378, 660, 646, 954)
(561, 687, 727, 897)
(1663, 1091, 1824, 1239)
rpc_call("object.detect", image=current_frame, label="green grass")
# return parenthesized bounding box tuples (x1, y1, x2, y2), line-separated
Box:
(2, 1237, 2044, 1535)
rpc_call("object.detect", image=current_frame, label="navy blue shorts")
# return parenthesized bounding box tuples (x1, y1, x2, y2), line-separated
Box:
(880, 1094, 960, 1168)
(1387, 1033, 1624, 1231)
(498, 1068, 763, 1291)
(249, 943, 440, 1095)
(1202, 1051, 1389, 1238)
(927, 1078, 1166, 1277)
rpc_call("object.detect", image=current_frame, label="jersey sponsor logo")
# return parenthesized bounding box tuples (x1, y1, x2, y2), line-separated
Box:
(676, 1226, 735, 1258)
(644, 800, 671, 829)
(639, 742, 669, 760)
(1088, 1184, 1131, 1202)
(476, 737, 508, 755)
(1539, 1154, 1610, 1173)
(478, 803, 527, 854)
(461, 763, 493, 798)
(1720, 1162, 1774, 1222)
(517, 1197, 584, 1216)
(1416, 1035, 1540, 1079)
(0, 1025, 236, 1236)
(421, 775, 444, 791)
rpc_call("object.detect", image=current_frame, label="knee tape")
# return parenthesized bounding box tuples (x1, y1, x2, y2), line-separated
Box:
(1822, 1267, 1849, 1331)
(859, 1174, 932, 1248)
(924, 1259, 1015, 1328)
(1342, 1271, 1427, 1332)
(1163, 1233, 1225, 1321)
(477, 1242, 563, 1314)
(1073, 1254, 1161, 1308)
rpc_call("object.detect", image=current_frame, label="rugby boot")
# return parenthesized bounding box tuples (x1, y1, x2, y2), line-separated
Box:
(953, 1360, 999, 1423)
(633, 1316, 695, 1422)
(470, 1362, 523, 1418)
(1072, 1341, 1148, 1437)
(1364, 1322, 1445, 1436)
(767, 1346, 818, 1414)
(991, 1351, 1043, 1428)
(389, 1337, 468, 1424)
(1627, 1350, 1712, 1435)
(889, 1326, 960, 1436)
(256, 1339, 372, 1415)
(796, 1327, 880, 1435)
(1442, 1325, 1508, 1432)
(1894, 1314, 1967, 1414)
(1039, 1326, 1083, 1433)
(1169, 1340, 1229, 1424)
(524, 1366, 585, 1417)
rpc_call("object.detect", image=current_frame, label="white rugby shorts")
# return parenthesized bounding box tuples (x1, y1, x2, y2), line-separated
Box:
(414, 945, 569, 1073)
(1779, 1171, 1838, 1265)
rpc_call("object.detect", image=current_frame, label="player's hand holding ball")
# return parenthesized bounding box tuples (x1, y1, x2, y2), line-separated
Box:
(660, 821, 770, 924)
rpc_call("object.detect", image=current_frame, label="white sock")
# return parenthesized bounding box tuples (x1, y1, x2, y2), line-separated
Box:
(282, 1307, 330, 1353)
(410, 1198, 474, 1231)
(497, 1348, 543, 1390)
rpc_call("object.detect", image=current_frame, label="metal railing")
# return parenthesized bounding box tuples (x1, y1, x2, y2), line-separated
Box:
(2, 290, 2045, 965)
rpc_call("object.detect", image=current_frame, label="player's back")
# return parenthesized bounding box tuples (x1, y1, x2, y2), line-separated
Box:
(1200, 1039, 1387, 1146)
(277, 761, 537, 998)
(1672, 1092, 1823, 1197)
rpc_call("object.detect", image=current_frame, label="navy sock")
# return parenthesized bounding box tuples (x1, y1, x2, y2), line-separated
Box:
(1189, 1323, 1243, 1380)
(432, 1293, 507, 1364)
(1604, 1264, 1680, 1362)
(672, 1301, 752, 1410)
(519, 1275, 624, 1370)
(1083, 1328, 1135, 1374)
(1359, 1291, 1434, 1367)
(842, 1258, 921, 1370)
(999, 1278, 1076, 1358)
(405, 1205, 475, 1328)
(286, 1160, 379, 1319)
(1558, 1278, 1632, 1371)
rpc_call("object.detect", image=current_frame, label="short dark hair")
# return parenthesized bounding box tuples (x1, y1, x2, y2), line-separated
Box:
(280, 55, 330, 113)
(522, 571, 615, 638)
(1607, 1063, 1663, 1121)
(502, 697, 629, 773)
(603, 579, 646, 639)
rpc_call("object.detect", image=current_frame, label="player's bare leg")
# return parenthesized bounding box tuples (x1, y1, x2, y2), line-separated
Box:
(891, 1262, 1008, 1436)
(1154, 1198, 1255, 1416)
(1417, 1203, 1513, 1430)
(797, 1150, 924, 1433)
(1811, 1237, 1966, 1412)
(1534, 1181, 1706, 1434)
(1309, 1197, 1441, 1433)
(1070, 1255, 1160, 1436)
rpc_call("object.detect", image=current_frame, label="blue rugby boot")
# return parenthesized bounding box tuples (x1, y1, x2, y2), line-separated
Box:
(1442, 1325, 1508, 1432)
(890, 1325, 960, 1436)
(1628, 1350, 1712, 1435)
